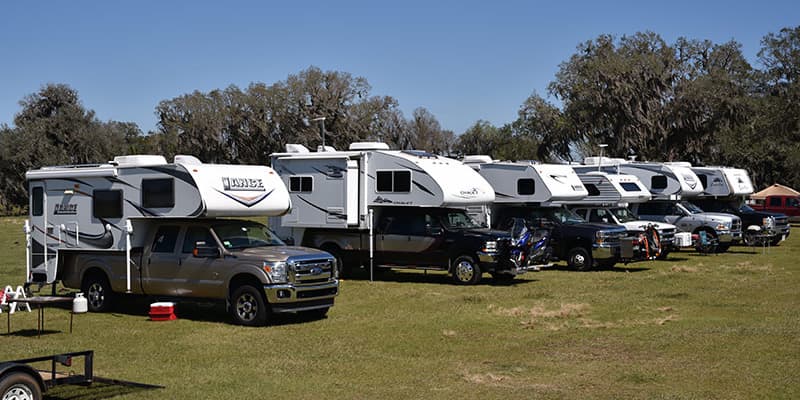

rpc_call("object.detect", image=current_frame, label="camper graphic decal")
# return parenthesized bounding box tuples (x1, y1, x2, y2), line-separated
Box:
(413, 181, 435, 196)
(373, 196, 412, 205)
(222, 177, 265, 191)
(215, 188, 274, 208)
(682, 173, 698, 190)
(454, 188, 481, 199)
(37, 224, 114, 249)
(297, 196, 348, 218)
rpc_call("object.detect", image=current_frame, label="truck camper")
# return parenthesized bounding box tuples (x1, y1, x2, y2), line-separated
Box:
(24, 155, 338, 325)
(462, 158, 628, 271)
(576, 158, 704, 199)
(269, 143, 524, 284)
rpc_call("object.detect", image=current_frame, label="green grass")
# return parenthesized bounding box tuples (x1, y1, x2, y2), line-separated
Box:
(1, 216, 798, 399)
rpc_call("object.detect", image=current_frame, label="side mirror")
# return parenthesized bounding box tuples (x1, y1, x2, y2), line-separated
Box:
(193, 242, 221, 258)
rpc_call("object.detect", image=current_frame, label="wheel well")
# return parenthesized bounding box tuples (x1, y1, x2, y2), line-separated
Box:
(319, 242, 341, 253)
(0, 365, 45, 394)
(81, 267, 107, 286)
(228, 274, 263, 300)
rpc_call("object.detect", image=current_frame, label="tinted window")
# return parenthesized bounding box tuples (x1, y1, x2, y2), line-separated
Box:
(517, 179, 535, 195)
(385, 212, 426, 235)
(651, 176, 667, 190)
(152, 226, 180, 253)
(620, 182, 641, 192)
(182, 227, 216, 253)
(32, 186, 43, 216)
(588, 209, 609, 223)
(142, 178, 174, 208)
(585, 184, 600, 196)
(289, 176, 312, 192)
(769, 197, 782, 207)
(93, 190, 122, 219)
(376, 170, 411, 193)
(637, 202, 666, 215)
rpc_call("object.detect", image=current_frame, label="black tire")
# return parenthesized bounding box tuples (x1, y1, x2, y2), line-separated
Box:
(567, 247, 593, 271)
(230, 285, 269, 326)
(81, 272, 115, 312)
(451, 255, 482, 285)
(656, 249, 670, 260)
(0, 371, 42, 400)
(321, 244, 347, 278)
(770, 237, 784, 246)
(715, 243, 731, 253)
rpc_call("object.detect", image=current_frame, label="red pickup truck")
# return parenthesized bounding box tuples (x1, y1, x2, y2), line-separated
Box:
(749, 195, 800, 222)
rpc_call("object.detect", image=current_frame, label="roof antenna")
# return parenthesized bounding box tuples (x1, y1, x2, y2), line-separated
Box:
(598, 143, 608, 172)
(311, 117, 327, 150)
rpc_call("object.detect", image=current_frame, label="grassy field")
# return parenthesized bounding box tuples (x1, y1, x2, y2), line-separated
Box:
(1, 215, 798, 399)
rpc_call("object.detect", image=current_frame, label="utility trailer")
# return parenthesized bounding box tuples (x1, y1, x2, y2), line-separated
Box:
(0, 351, 161, 400)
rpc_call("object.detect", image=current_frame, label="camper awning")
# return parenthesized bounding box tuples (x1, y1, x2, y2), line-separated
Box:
(750, 183, 800, 199)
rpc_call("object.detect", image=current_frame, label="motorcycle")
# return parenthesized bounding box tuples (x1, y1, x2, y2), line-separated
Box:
(507, 217, 553, 270)
(636, 223, 662, 260)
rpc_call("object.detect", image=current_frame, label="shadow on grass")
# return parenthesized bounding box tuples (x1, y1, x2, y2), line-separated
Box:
(546, 263, 652, 273)
(2, 329, 64, 337)
(342, 269, 538, 286)
(44, 377, 162, 400)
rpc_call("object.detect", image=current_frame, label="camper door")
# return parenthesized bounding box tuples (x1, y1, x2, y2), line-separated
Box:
(28, 181, 58, 281)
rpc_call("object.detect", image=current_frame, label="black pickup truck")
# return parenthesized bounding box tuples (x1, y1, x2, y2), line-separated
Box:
(491, 205, 627, 270)
(301, 207, 533, 284)
(691, 198, 790, 246)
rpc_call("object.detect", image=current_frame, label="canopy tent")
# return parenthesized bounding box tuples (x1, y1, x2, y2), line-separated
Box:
(750, 183, 800, 200)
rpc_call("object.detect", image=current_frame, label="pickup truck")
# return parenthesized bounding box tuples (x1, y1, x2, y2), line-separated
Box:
(692, 198, 790, 246)
(57, 218, 339, 326)
(748, 195, 800, 222)
(491, 205, 627, 271)
(631, 200, 742, 252)
(299, 207, 525, 285)
(570, 205, 678, 259)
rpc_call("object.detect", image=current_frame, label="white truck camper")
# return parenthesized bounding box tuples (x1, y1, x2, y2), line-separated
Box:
(690, 165, 754, 198)
(561, 171, 651, 206)
(25, 155, 290, 288)
(269, 143, 522, 284)
(576, 157, 704, 200)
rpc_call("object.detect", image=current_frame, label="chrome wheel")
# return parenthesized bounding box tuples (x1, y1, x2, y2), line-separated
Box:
(235, 293, 258, 322)
(571, 253, 586, 266)
(455, 260, 475, 283)
(3, 384, 34, 400)
(87, 282, 105, 309)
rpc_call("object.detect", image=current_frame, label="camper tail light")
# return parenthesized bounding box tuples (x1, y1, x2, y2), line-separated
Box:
(263, 261, 288, 283)
(482, 241, 497, 253)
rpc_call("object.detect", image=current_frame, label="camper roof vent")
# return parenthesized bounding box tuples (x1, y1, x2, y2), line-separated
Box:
(112, 155, 167, 167)
(462, 155, 493, 164)
(285, 144, 310, 153)
(317, 145, 337, 152)
(349, 142, 390, 151)
(174, 155, 203, 165)
(664, 161, 693, 167)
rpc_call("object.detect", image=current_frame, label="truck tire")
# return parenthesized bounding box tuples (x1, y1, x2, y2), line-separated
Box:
(567, 247, 593, 271)
(715, 243, 731, 253)
(231, 285, 268, 326)
(82, 272, 115, 312)
(656, 249, 670, 260)
(451, 255, 482, 285)
(0, 371, 42, 400)
(320, 244, 347, 278)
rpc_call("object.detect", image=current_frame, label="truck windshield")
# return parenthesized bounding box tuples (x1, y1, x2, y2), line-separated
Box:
(535, 207, 584, 225)
(212, 222, 286, 249)
(440, 211, 483, 230)
(681, 201, 705, 214)
(610, 207, 638, 223)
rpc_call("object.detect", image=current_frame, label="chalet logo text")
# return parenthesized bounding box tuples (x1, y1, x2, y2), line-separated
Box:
(222, 177, 265, 192)
(54, 203, 78, 215)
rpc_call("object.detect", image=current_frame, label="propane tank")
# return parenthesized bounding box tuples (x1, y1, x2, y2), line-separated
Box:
(73, 293, 88, 313)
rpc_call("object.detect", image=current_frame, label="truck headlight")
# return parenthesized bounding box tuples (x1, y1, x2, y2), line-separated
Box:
(716, 223, 730, 231)
(263, 261, 288, 283)
(482, 240, 497, 253)
(762, 217, 775, 229)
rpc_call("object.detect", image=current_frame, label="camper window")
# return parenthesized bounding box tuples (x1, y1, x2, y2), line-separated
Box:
(182, 227, 216, 253)
(142, 178, 175, 208)
(376, 170, 411, 193)
(585, 184, 600, 196)
(697, 174, 708, 189)
(651, 176, 668, 190)
(620, 182, 641, 192)
(32, 187, 43, 216)
(289, 176, 313, 192)
(152, 226, 180, 253)
(517, 179, 535, 195)
(93, 190, 123, 219)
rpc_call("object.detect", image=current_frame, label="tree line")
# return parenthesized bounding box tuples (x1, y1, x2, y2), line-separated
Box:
(1, 26, 798, 215)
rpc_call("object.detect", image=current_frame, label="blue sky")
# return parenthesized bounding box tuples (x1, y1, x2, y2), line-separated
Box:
(1, 1, 798, 135)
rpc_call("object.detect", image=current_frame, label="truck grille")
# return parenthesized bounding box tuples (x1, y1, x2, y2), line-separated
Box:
(658, 228, 676, 242)
(290, 258, 334, 285)
(731, 218, 742, 233)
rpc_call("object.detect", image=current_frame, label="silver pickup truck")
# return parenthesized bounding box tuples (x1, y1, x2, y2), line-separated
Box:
(631, 200, 742, 252)
(58, 218, 339, 326)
